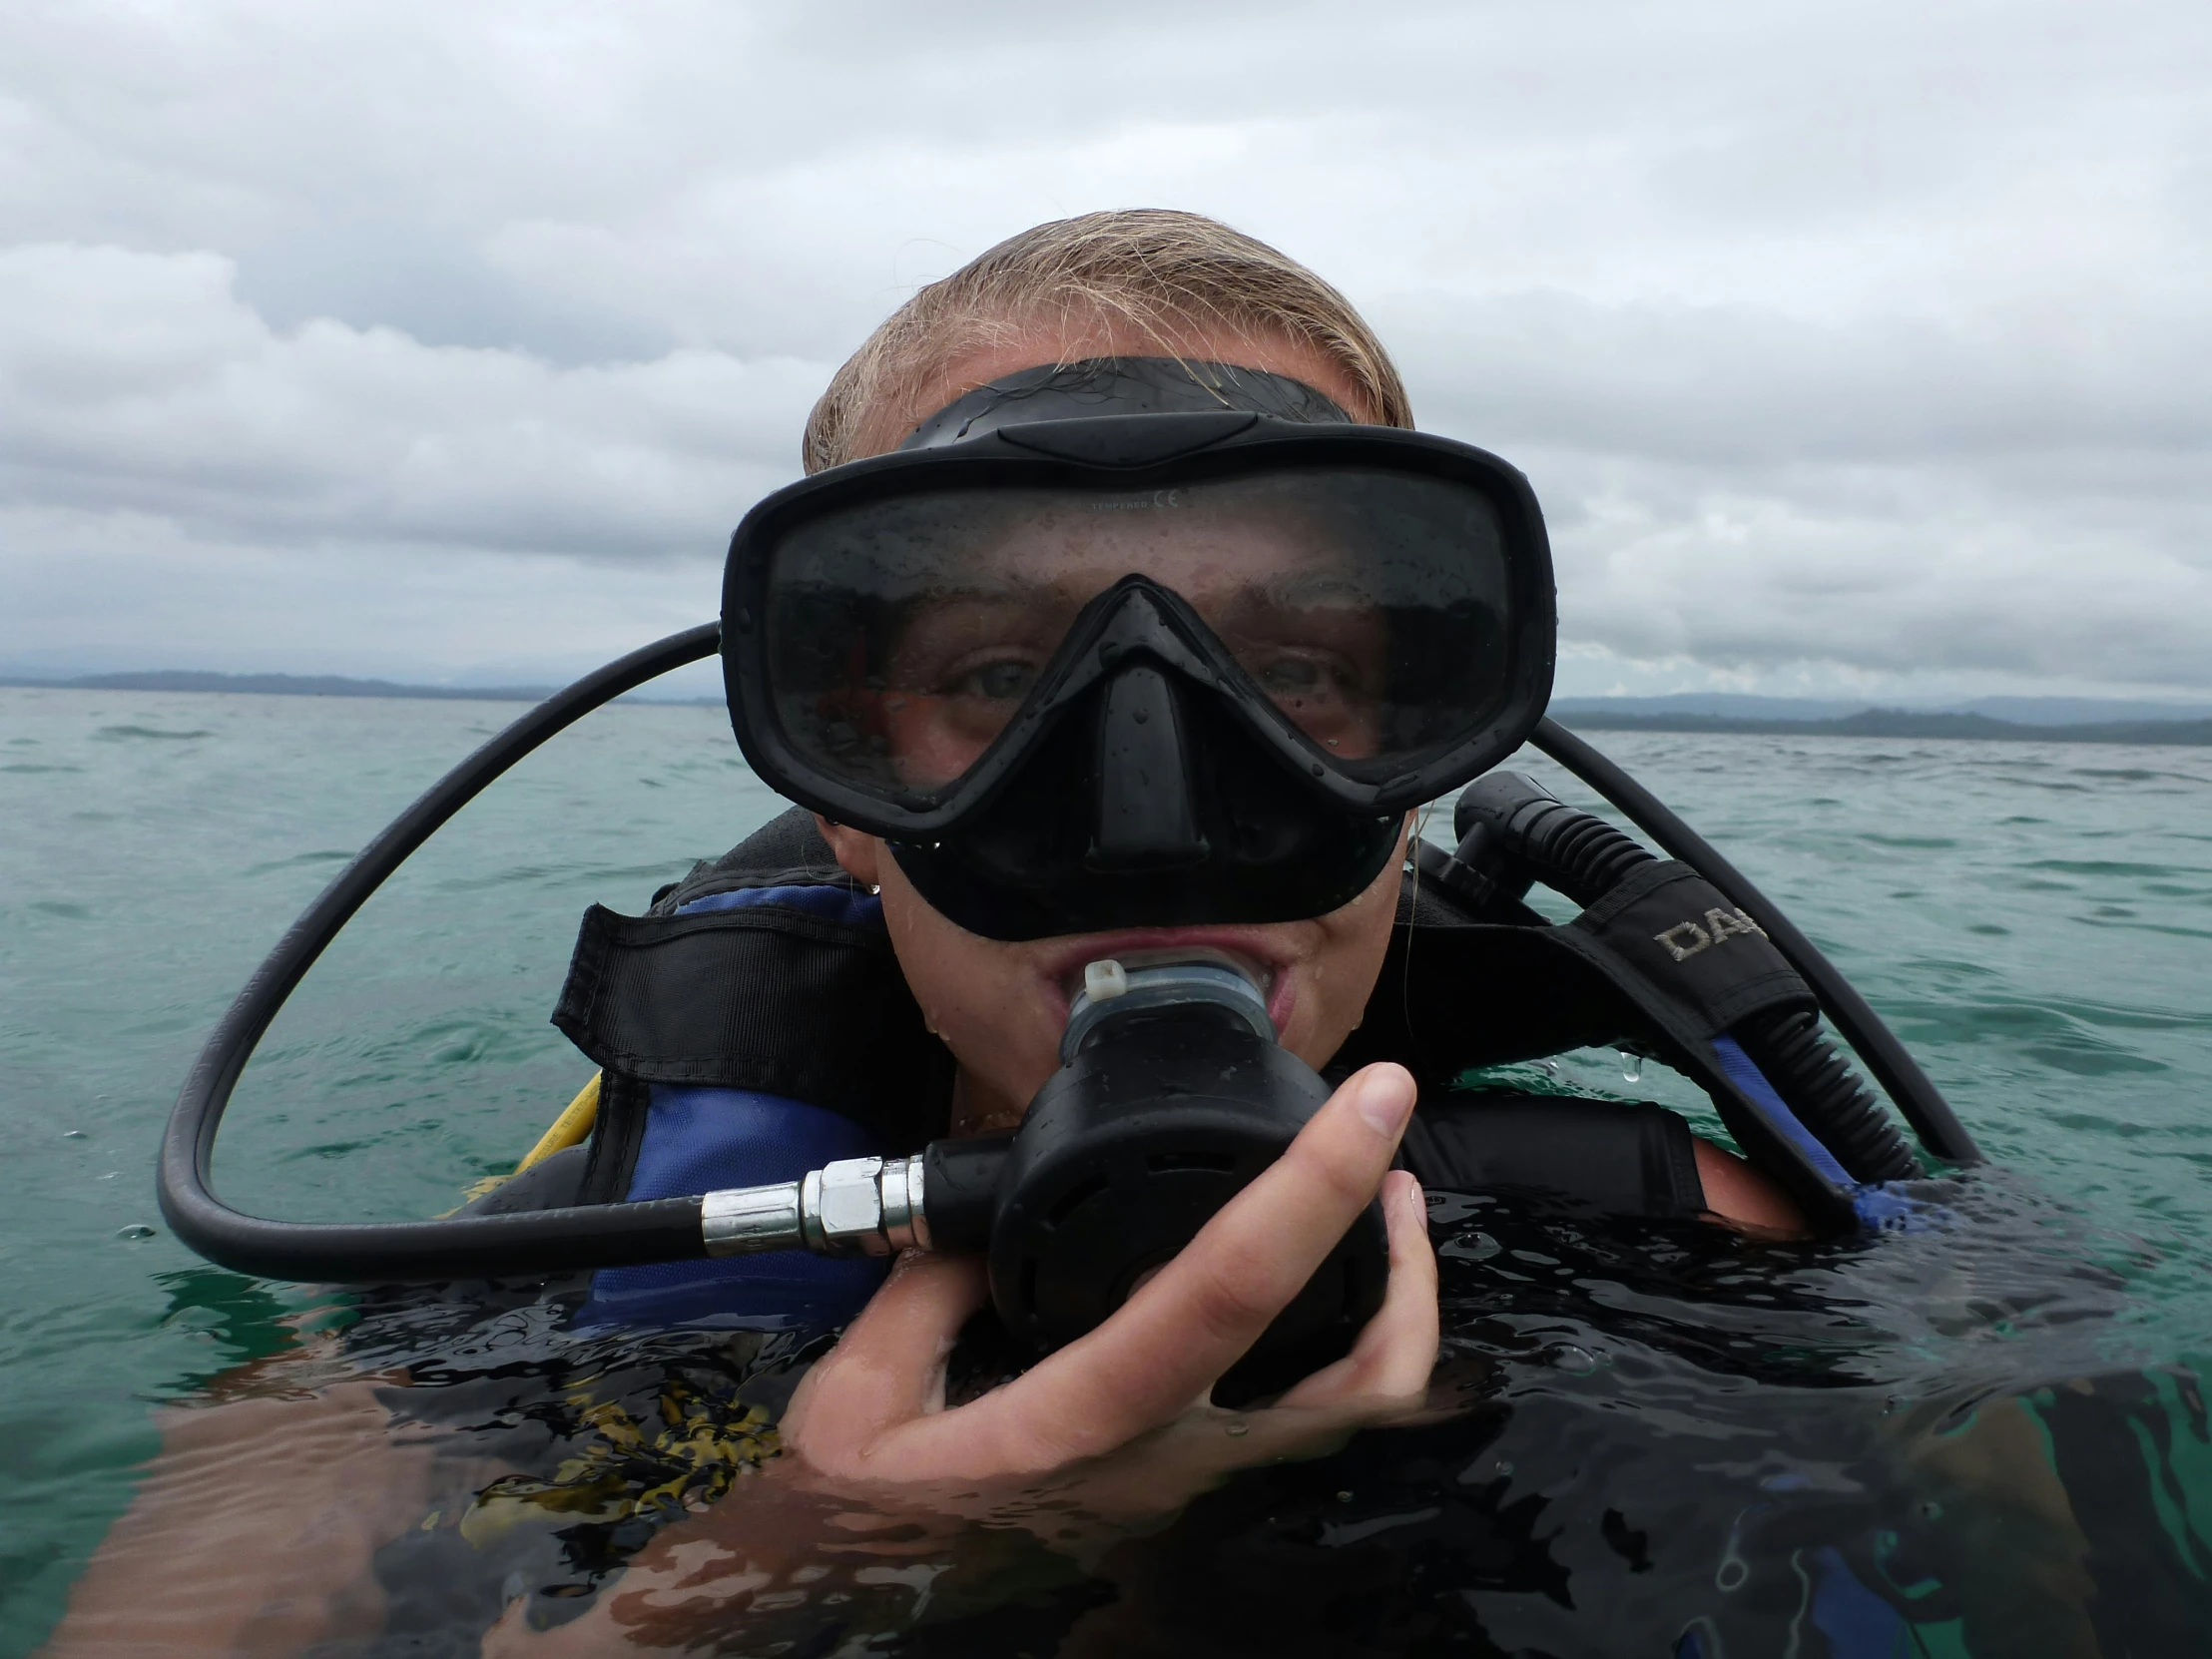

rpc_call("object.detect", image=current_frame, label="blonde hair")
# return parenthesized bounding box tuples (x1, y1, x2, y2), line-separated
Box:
(803, 209, 1411, 473)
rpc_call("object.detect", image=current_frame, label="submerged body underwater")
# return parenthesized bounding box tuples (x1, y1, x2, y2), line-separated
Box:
(6, 687, 2211, 1655)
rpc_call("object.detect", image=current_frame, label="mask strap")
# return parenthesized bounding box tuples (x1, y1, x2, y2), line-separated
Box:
(899, 355, 1352, 450)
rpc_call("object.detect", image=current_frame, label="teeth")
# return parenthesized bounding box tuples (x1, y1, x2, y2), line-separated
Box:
(1082, 959, 1130, 1001)
(1069, 946, 1273, 1000)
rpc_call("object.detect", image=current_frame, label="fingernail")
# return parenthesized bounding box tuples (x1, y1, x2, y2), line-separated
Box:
(1396, 1173, 1427, 1220)
(1354, 1065, 1416, 1136)
(1378, 1168, 1421, 1216)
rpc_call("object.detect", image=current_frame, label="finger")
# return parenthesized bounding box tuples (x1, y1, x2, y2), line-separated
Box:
(781, 1251, 986, 1464)
(1274, 1169, 1439, 1407)
(983, 1062, 1418, 1460)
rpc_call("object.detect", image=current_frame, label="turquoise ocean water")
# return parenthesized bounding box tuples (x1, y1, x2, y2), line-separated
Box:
(3, 685, 2209, 1653)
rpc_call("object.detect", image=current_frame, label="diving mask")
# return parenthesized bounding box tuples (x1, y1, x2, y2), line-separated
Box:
(722, 358, 1557, 938)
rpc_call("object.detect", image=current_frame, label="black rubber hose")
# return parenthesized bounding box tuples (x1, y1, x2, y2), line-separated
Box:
(1530, 719, 1980, 1166)
(157, 622, 726, 1284)
(1733, 1008, 1918, 1183)
(1454, 779, 1653, 907)
(1455, 770, 1922, 1183)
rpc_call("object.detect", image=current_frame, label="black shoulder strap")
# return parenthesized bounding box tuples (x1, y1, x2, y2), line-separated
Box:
(1347, 858, 1814, 1082)
(1343, 857, 1852, 1228)
(554, 810, 955, 1204)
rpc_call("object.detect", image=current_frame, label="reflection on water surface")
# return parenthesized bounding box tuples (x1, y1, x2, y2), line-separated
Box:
(101, 1164, 2196, 1655)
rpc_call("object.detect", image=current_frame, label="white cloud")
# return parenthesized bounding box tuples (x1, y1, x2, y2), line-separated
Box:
(0, 244, 816, 555)
(0, 0, 2206, 692)
(0, 503, 728, 685)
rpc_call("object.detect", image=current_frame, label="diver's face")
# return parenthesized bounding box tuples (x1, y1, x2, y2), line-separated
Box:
(876, 494, 1390, 790)
(819, 320, 1402, 1132)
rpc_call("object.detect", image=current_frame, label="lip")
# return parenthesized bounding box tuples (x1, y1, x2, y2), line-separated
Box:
(1036, 926, 1299, 1034)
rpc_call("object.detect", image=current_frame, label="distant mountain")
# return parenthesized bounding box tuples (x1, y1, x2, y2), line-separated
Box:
(7, 673, 2208, 746)
(1550, 705, 2212, 747)
(1547, 693, 2212, 726)
(1942, 695, 2212, 725)
(1549, 693, 1868, 721)
(0, 669, 718, 705)
(1, 669, 559, 701)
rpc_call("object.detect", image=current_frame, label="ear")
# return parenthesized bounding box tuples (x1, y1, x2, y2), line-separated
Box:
(815, 816, 883, 888)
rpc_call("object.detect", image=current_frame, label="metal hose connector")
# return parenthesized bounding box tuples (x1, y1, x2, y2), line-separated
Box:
(701, 1155, 930, 1259)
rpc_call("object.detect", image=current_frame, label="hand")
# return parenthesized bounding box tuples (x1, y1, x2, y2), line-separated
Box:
(483, 1063, 1439, 1654)
(780, 1060, 1437, 1496)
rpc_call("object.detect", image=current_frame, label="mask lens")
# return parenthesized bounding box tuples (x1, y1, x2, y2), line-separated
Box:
(762, 467, 1515, 803)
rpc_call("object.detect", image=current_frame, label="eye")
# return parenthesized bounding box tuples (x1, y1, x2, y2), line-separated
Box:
(957, 659, 1037, 701)
(1257, 658, 1327, 696)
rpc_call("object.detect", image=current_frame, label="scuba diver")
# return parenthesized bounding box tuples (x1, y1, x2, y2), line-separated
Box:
(47, 210, 1981, 1655)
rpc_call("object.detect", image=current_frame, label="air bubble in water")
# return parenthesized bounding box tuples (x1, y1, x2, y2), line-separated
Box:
(1620, 1051, 1644, 1084)
(116, 1224, 156, 1241)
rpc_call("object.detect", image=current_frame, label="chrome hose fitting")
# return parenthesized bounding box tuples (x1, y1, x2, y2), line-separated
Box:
(700, 1154, 929, 1259)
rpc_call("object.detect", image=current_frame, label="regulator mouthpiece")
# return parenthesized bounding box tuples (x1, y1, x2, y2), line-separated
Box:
(1060, 953, 1276, 1062)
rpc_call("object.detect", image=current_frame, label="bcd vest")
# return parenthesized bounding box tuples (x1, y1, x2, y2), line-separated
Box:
(516, 808, 1825, 1328)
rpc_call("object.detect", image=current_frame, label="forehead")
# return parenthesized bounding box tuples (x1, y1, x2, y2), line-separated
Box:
(948, 485, 1347, 581)
(777, 475, 1401, 609)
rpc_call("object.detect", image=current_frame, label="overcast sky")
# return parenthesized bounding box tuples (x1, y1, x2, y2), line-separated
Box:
(2, 0, 2206, 699)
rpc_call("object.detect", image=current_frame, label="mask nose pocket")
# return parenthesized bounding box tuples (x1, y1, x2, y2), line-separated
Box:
(1087, 664, 1211, 872)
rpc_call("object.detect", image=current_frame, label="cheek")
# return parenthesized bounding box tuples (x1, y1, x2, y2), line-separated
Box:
(873, 861, 1067, 1118)
(1281, 826, 1407, 1065)
(880, 696, 975, 791)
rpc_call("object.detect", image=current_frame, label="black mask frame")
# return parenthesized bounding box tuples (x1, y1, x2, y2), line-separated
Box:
(720, 411, 1558, 842)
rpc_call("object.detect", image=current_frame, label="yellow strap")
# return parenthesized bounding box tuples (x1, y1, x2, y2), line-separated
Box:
(517, 1073, 602, 1173)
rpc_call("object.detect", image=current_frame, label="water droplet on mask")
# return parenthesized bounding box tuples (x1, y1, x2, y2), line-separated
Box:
(1226, 1421, 1249, 1437)
(116, 1224, 156, 1241)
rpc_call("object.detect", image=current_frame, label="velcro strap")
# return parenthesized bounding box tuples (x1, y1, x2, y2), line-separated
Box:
(552, 903, 951, 1144)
